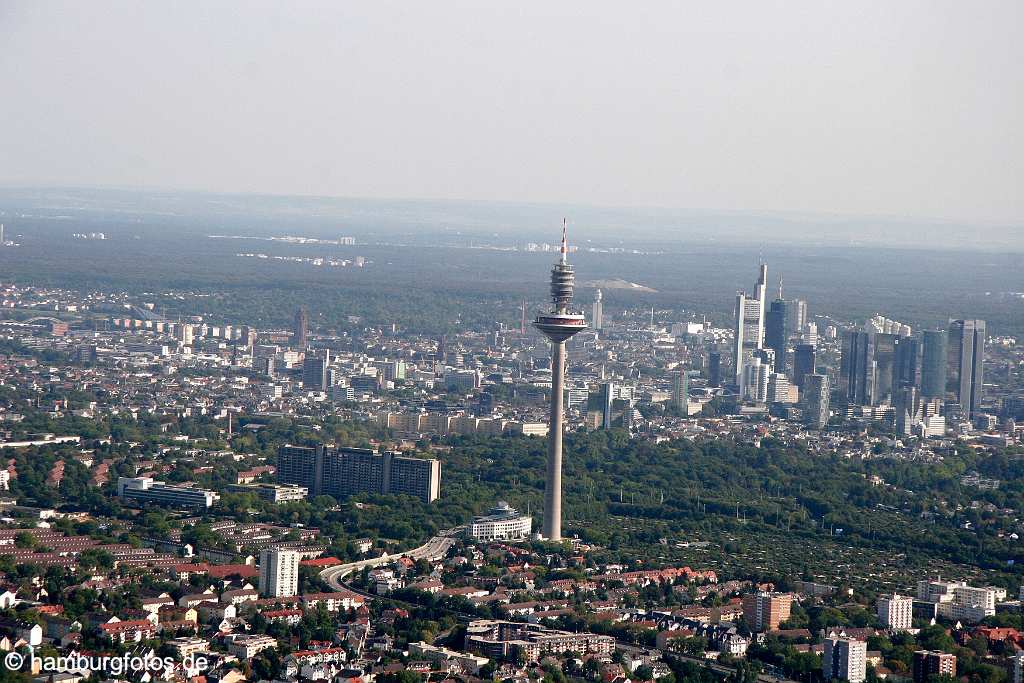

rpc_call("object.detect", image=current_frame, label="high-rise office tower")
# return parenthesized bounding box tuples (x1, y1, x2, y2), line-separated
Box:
(707, 351, 722, 388)
(592, 289, 604, 331)
(803, 374, 830, 429)
(672, 369, 689, 414)
(802, 321, 819, 345)
(921, 330, 948, 398)
(947, 319, 986, 417)
(175, 323, 194, 347)
(302, 351, 329, 391)
(533, 220, 586, 541)
(764, 299, 788, 374)
(734, 264, 768, 391)
(239, 325, 257, 348)
(592, 382, 615, 429)
(873, 333, 899, 404)
(293, 307, 309, 349)
(256, 356, 275, 378)
(793, 344, 816, 389)
(894, 336, 920, 391)
(259, 547, 300, 598)
(823, 638, 867, 683)
(840, 331, 876, 405)
(787, 298, 807, 336)
(767, 373, 793, 404)
(743, 357, 770, 403)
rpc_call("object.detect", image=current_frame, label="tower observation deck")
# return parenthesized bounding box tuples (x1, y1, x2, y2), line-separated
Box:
(533, 219, 586, 541)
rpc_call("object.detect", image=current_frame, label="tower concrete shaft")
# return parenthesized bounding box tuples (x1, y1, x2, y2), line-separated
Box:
(533, 219, 586, 541)
(544, 339, 566, 540)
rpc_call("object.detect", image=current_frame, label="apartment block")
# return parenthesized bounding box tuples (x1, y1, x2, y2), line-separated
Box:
(277, 444, 440, 502)
(742, 592, 793, 632)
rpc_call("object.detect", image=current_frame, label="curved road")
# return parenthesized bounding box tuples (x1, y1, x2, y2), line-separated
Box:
(320, 533, 456, 591)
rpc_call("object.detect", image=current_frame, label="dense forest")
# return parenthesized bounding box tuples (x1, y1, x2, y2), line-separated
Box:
(1, 197, 1022, 338)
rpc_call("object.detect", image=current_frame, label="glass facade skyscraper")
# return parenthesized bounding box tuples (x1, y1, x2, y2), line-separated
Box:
(921, 330, 947, 398)
(764, 299, 788, 374)
(947, 319, 985, 417)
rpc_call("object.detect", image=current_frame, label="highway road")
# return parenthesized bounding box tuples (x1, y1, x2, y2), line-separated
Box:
(320, 532, 456, 591)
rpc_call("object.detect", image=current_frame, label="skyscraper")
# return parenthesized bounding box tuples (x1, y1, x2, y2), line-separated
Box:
(259, 547, 300, 598)
(734, 264, 768, 391)
(293, 307, 309, 348)
(786, 298, 807, 336)
(764, 299, 788, 374)
(840, 331, 876, 405)
(593, 382, 615, 429)
(947, 319, 986, 417)
(672, 369, 689, 414)
(894, 336, 920, 391)
(302, 350, 329, 391)
(921, 330, 948, 398)
(793, 344, 816, 389)
(533, 220, 586, 541)
(707, 351, 722, 388)
(592, 289, 604, 331)
(743, 356, 770, 403)
(803, 374, 830, 429)
(873, 333, 899, 404)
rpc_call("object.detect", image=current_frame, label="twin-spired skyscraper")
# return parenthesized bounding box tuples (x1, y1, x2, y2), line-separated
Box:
(533, 220, 586, 541)
(734, 264, 768, 393)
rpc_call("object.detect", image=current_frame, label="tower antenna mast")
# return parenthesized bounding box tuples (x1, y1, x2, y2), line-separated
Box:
(533, 218, 586, 541)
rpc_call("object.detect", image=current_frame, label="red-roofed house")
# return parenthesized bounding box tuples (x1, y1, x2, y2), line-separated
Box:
(99, 619, 157, 643)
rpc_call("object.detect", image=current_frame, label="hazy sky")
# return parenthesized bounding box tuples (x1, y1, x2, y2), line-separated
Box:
(2, 1, 1022, 224)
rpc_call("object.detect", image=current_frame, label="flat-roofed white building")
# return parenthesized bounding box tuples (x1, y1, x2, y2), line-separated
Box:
(877, 593, 914, 631)
(468, 502, 531, 542)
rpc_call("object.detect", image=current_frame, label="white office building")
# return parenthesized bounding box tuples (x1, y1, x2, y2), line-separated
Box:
(259, 548, 300, 598)
(468, 502, 532, 542)
(117, 477, 219, 509)
(743, 357, 770, 403)
(592, 290, 604, 331)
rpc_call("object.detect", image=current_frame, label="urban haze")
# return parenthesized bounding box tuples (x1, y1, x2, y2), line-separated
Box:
(0, 4, 1021, 683)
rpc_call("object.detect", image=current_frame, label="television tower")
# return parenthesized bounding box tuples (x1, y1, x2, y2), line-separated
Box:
(533, 219, 586, 540)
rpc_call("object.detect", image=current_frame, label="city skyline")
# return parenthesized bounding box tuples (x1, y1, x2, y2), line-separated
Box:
(0, 3, 1020, 681)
